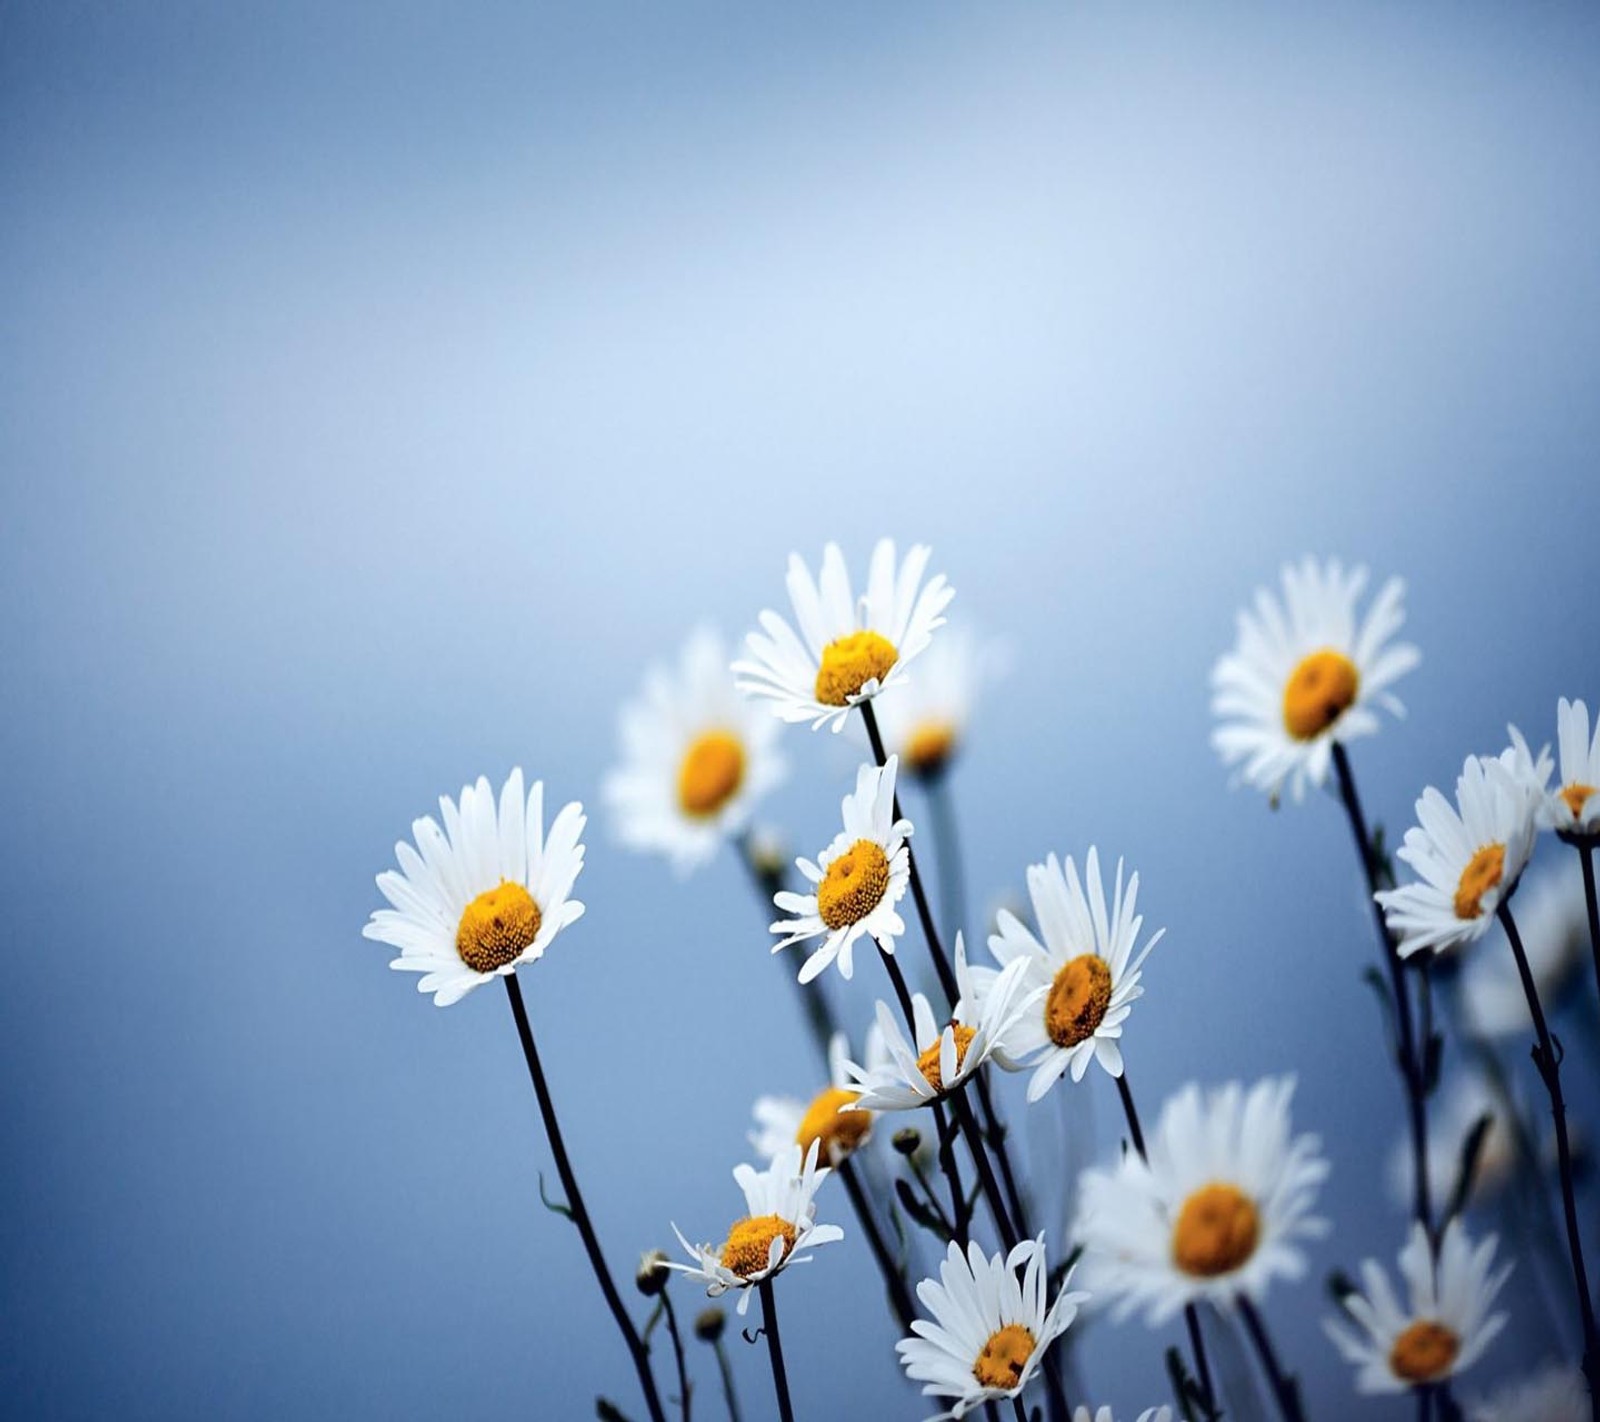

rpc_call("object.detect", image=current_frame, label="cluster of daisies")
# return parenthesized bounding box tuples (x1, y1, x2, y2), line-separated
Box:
(363, 541, 1598, 1422)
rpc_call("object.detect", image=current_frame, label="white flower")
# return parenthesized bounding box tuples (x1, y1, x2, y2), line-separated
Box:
(1324, 1219, 1510, 1394)
(1073, 1410, 1173, 1422)
(1074, 1077, 1329, 1324)
(1470, 1363, 1590, 1422)
(602, 627, 785, 875)
(870, 623, 1001, 779)
(665, 1141, 844, 1315)
(1548, 697, 1600, 836)
(363, 768, 586, 1007)
(733, 538, 954, 732)
(1376, 755, 1539, 958)
(1387, 1072, 1516, 1212)
(770, 757, 912, 983)
(980, 847, 1164, 1099)
(1210, 557, 1419, 802)
(896, 1235, 1087, 1420)
(749, 1026, 890, 1166)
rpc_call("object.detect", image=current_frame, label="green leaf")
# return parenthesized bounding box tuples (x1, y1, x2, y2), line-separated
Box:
(1445, 1114, 1493, 1223)
(538, 1171, 573, 1221)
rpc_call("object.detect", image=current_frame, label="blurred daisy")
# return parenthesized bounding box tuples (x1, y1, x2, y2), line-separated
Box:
(1459, 856, 1587, 1038)
(870, 624, 1000, 781)
(1471, 1363, 1590, 1422)
(1074, 1077, 1329, 1324)
(733, 538, 954, 732)
(770, 757, 912, 983)
(1549, 697, 1600, 837)
(666, 1141, 843, 1315)
(750, 1026, 889, 1167)
(1073, 1410, 1173, 1422)
(1210, 556, 1420, 803)
(1324, 1219, 1510, 1394)
(1376, 755, 1539, 958)
(896, 1235, 1087, 1420)
(1387, 1072, 1515, 1213)
(364, 768, 586, 1007)
(603, 627, 785, 875)
(981, 847, 1164, 1100)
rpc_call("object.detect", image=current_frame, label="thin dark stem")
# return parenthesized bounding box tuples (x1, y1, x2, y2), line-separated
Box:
(1419, 1383, 1435, 1422)
(974, 1071, 1032, 1240)
(738, 830, 836, 1066)
(1012, 1397, 1030, 1422)
(952, 1087, 1019, 1250)
(710, 1338, 743, 1422)
(1577, 840, 1600, 1012)
(877, 944, 920, 1033)
(1237, 1294, 1306, 1422)
(758, 1280, 796, 1422)
(503, 977, 667, 1422)
(932, 1100, 971, 1247)
(1114, 1074, 1147, 1158)
(907, 1154, 957, 1238)
(659, 1292, 691, 1422)
(839, 1157, 917, 1330)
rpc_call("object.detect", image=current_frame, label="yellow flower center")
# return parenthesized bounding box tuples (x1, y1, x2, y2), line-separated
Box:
(905, 719, 959, 776)
(972, 1323, 1036, 1391)
(1389, 1320, 1460, 1385)
(677, 730, 746, 819)
(796, 1086, 870, 1162)
(1171, 1182, 1260, 1277)
(455, 881, 541, 974)
(1282, 648, 1361, 742)
(815, 630, 899, 707)
(817, 839, 891, 930)
(1561, 782, 1596, 821)
(719, 1214, 797, 1279)
(917, 1024, 977, 1093)
(1045, 953, 1113, 1049)
(1454, 843, 1505, 921)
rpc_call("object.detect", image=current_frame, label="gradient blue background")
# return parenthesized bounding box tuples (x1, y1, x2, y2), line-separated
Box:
(4, 3, 1600, 1417)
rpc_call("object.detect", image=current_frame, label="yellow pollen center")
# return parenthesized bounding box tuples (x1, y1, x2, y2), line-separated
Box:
(1389, 1320, 1460, 1384)
(917, 1024, 977, 1093)
(796, 1086, 870, 1162)
(905, 719, 959, 776)
(814, 630, 899, 707)
(1454, 843, 1506, 921)
(677, 730, 746, 819)
(719, 1214, 797, 1279)
(817, 839, 892, 930)
(1172, 1182, 1261, 1277)
(1282, 648, 1361, 741)
(972, 1323, 1036, 1391)
(455, 881, 541, 974)
(1561, 782, 1597, 821)
(1045, 953, 1113, 1049)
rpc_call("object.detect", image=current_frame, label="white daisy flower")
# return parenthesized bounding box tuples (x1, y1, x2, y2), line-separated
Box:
(981, 847, 1165, 1100)
(770, 756, 912, 983)
(665, 1141, 844, 1315)
(1074, 1077, 1329, 1324)
(363, 768, 586, 1007)
(1210, 557, 1420, 803)
(602, 627, 786, 875)
(1375, 755, 1540, 958)
(896, 1235, 1087, 1420)
(843, 938, 1041, 1112)
(1386, 1072, 1516, 1212)
(1549, 697, 1600, 837)
(870, 623, 1000, 780)
(733, 538, 955, 733)
(1073, 1409, 1173, 1422)
(1471, 1363, 1590, 1422)
(749, 1026, 890, 1166)
(1324, 1219, 1511, 1394)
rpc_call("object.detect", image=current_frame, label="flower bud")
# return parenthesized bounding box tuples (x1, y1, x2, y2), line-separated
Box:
(694, 1306, 726, 1343)
(635, 1249, 670, 1297)
(892, 1127, 922, 1157)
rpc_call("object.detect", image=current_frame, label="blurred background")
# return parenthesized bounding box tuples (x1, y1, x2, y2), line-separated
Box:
(4, 2, 1600, 1417)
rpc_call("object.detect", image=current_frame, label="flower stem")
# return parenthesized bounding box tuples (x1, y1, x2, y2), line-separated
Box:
(838, 1156, 918, 1330)
(951, 1086, 1019, 1251)
(503, 976, 667, 1422)
(1575, 839, 1600, 1013)
(738, 829, 837, 1066)
(1012, 1397, 1030, 1422)
(710, 1336, 743, 1422)
(660, 1290, 692, 1422)
(758, 1280, 796, 1422)
(1237, 1294, 1306, 1422)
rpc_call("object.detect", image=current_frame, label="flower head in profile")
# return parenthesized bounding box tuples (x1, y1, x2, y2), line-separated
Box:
(665, 1142, 843, 1314)
(1387, 1072, 1516, 1212)
(1470, 1363, 1590, 1422)
(870, 623, 1001, 781)
(1459, 856, 1587, 1039)
(733, 538, 954, 732)
(981, 847, 1164, 1100)
(1074, 1077, 1329, 1324)
(1376, 755, 1540, 958)
(1324, 1219, 1510, 1394)
(749, 1026, 889, 1167)
(1548, 697, 1600, 837)
(603, 627, 785, 875)
(770, 757, 912, 982)
(896, 1235, 1087, 1420)
(363, 768, 586, 1007)
(1210, 557, 1419, 803)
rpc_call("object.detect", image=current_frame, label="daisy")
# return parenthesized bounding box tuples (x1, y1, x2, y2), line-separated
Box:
(770, 756, 912, 983)
(1549, 698, 1600, 837)
(1375, 755, 1539, 958)
(896, 1235, 1087, 1420)
(981, 847, 1165, 1100)
(1471, 1363, 1590, 1422)
(1324, 1219, 1510, 1394)
(1074, 1076, 1329, 1325)
(1210, 557, 1420, 803)
(750, 1026, 890, 1166)
(665, 1141, 844, 1315)
(363, 768, 586, 1007)
(1459, 856, 1587, 1039)
(733, 538, 955, 732)
(1386, 1072, 1515, 1213)
(1073, 1410, 1173, 1422)
(870, 623, 999, 780)
(602, 626, 785, 875)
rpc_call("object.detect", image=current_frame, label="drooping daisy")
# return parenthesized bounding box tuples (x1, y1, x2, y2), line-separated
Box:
(665, 1141, 844, 1315)
(750, 1026, 890, 1166)
(1210, 557, 1420, 803)
(733, 538, 955, 732)
(1324, 1219, 1510, 1394)
(1375, 755, 1540, 958)
(1548, 697, 1600, 837)
(1386, 1072, 1515, 1212)
(1073, 1409, 1173, 1422)
(1459, 856, 1587, 1039)
(1074, 1077, 1329, 1324)
(896, 1235, 1087, 1420)
(770, 756, 912, 983)
(870, 624, 1000, 781)
(1471, 1363, 1590, 1422)
(602, 627, 785, 875)
(363, 768, 586, 1007)
(981, 847, 1164, 1100)
(843, 938, 1040, 1112)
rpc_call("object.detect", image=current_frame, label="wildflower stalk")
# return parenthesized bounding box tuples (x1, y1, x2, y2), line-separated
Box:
(838, 1156, 918, 1330)
(1237, 1295, 1307, 1422)
(660, 1290, 692, 1422)
(1569, 837, 1600, 1010)
(757, 1279, 796, 1422)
